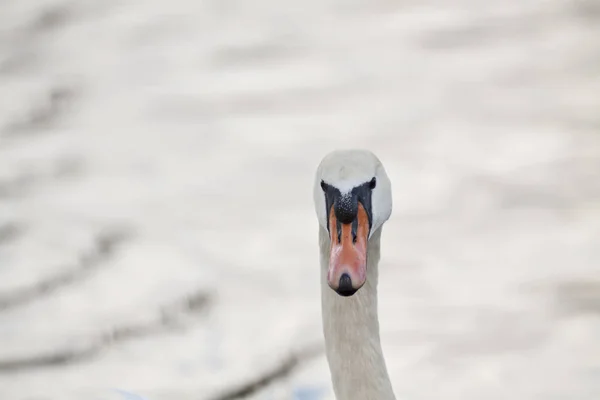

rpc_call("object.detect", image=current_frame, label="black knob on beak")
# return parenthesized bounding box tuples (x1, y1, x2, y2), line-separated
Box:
(336, 273, 357, 297)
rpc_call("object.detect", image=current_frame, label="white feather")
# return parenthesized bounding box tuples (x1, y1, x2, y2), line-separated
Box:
(313, 149, 393, 237)
(314, 150, 396, 400)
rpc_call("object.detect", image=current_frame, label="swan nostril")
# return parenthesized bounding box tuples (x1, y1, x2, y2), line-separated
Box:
(336, 273, 357, 297)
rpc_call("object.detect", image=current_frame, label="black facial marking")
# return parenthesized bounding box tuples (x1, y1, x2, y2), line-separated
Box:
(369, 177, 376, 189)
(321, 177, 376, 234)
(335, 193, 357, 224)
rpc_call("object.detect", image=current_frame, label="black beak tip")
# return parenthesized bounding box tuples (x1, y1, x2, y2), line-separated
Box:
(336, 287, 358, 297)
(335, 273, 358, 297)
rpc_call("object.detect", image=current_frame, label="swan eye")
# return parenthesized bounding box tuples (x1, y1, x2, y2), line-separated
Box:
(321, 180, 327, 191)
(369, 177, 376, 189)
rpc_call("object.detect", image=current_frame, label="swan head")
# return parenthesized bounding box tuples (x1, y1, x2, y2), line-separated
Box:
(314, 149, 392, 297)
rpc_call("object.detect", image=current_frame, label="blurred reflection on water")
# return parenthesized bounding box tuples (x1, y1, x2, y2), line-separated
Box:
(0, 0, 599, 399)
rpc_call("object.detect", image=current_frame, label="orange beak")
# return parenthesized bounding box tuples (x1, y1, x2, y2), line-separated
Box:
(327, 202, 370, 296)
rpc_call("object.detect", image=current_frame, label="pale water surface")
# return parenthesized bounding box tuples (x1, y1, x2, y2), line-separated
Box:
(0, 0, 599, 399)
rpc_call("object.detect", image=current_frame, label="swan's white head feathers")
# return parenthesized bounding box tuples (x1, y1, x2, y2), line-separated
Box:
(313, 149, 392, 237)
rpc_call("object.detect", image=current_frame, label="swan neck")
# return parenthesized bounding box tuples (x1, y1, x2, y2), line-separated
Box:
(320, 227, 396, 400)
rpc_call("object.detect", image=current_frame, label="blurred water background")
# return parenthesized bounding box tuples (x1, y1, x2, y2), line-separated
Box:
(0, 0, 599, 399)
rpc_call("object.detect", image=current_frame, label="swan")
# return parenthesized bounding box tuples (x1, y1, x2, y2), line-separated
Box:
(313, 149, 396, 400)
